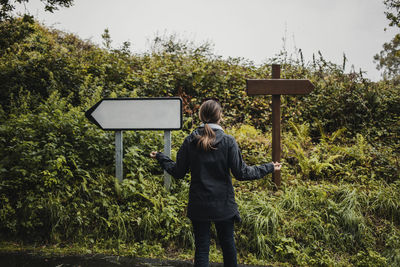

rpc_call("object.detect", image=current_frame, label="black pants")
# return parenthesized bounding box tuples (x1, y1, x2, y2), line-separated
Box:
(191, 218, 238, 267)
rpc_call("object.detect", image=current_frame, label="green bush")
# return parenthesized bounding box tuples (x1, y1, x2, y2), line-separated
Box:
(0, 17, 399, 266)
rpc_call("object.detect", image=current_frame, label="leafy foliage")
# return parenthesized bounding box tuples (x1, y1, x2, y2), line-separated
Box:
(374, 0, 400, 81)
(383, 0, 400, 28)
(0, 18, 399, 266)
(374, 33, 400, 81)
(0, 0, 74, 21)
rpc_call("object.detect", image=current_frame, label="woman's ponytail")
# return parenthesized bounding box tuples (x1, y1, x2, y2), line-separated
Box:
(196, 100, 222, 151)
(197, 123, 216, 151)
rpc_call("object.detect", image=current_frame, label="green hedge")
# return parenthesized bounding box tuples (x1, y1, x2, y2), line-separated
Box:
(0, 17, 399, 265)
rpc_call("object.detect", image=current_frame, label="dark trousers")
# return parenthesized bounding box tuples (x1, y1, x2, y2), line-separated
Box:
(191, 218, 238, 267)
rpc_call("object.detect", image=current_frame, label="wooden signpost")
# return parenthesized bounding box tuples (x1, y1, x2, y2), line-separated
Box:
(246, 64, 314, 187)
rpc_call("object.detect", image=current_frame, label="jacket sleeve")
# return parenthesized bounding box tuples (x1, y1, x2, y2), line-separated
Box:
(228, 137, 274, 181)
(155, 137, 190, 180)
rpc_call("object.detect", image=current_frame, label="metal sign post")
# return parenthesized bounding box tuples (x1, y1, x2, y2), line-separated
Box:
(115, 130, 123, 182)
(164, 130, 172, 190)
(246, 64, 314, 187)
(85, 97, 182, 188)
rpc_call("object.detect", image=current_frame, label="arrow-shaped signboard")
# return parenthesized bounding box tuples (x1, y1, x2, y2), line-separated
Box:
(246, 79, 314, 95)
(85, 97, 182, 130)
(85, 97, 182, 187)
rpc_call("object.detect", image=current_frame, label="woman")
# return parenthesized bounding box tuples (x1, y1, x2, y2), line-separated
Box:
(150, 99, 281, 266)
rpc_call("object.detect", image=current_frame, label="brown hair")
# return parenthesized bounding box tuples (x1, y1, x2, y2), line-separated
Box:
(197, 100, 222, 151)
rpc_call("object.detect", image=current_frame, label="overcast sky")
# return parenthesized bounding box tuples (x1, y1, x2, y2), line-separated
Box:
(15, 0, 399, 81)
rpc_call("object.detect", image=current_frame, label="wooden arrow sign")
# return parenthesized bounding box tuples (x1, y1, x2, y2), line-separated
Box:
(85, 97, 182, 130)
(246, 79, 314, 95)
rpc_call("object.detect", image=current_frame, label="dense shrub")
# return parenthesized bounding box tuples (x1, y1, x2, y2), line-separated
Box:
(0, 18, 399, 265)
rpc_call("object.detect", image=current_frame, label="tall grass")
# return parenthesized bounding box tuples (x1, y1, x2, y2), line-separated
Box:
(234, 180, 400, 265)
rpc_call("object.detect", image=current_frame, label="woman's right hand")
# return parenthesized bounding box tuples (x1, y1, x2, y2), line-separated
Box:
(273, 162, 281, 171)
(149, 151, 158, 159)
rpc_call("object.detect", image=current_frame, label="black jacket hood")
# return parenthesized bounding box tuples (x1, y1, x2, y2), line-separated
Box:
(188, 124, 225, 146)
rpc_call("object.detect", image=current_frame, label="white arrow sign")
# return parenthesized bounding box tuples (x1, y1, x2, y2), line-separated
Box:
(85, 98, 182, 130)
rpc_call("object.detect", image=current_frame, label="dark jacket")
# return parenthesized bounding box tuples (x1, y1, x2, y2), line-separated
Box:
(156, 125, 274, 222)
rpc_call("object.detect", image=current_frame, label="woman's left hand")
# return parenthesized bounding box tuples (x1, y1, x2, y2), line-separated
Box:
(273, 162, 282, 171)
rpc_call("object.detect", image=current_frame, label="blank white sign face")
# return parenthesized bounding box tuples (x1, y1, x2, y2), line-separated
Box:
(87, 98, 182, 130)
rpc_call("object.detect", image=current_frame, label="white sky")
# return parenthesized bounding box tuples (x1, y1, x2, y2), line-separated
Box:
(15, 0, 399, 81)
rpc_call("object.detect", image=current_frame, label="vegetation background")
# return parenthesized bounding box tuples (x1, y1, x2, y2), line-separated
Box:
(0, 1, 399, 266)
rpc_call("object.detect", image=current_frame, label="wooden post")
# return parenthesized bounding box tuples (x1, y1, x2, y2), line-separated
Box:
(246, 64, 314, 188)
(271, 64, 281, 187)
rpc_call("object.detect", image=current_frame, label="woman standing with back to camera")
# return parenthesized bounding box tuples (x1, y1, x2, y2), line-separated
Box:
(150, 99, 281, 266)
